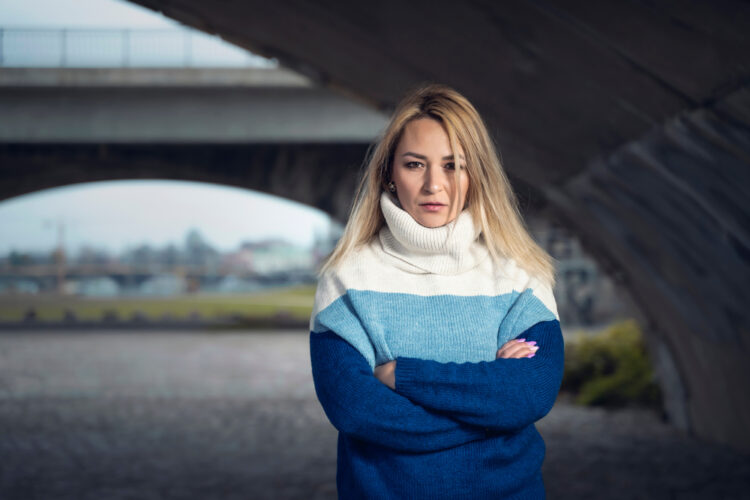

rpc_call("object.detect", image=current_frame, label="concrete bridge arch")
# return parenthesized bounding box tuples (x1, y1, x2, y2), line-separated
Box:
(125, 0, 750, 452)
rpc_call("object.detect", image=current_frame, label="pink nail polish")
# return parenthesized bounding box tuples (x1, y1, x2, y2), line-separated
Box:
(516, 338, 526, 342)
(526, 353, 536, 358)
(526, 341, 536, 345)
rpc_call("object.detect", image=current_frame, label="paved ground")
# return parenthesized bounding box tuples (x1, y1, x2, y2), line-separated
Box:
(0, 330, 748, 500)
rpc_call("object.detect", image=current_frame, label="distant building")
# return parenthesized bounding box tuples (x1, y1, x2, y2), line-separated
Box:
(311, 221, 344, 269)
(77, 277, 120, 297)
(222, 239, 314, 276)
(139, 273, 187, 296)
(221, 247, 255, 273)
(214, 274, 264, 293)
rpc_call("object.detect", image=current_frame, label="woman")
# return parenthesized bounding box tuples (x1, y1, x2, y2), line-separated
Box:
(309, 83, 564, 499)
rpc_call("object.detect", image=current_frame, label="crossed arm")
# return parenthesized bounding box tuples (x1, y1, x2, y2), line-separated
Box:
(310, 329, 488, 453)
(391, 319, 565, 432)
(310, 319, 564, 452)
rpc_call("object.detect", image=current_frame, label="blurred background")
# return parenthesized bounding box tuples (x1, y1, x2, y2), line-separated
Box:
(0, 0, 748, 499)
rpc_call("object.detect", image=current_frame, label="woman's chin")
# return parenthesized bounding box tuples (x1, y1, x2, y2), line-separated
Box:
(413, 214, 456, 228)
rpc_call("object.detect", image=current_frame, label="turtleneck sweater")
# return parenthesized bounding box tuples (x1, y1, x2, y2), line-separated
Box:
(309, 190, 564, 500)
(378, 190, 490, 275)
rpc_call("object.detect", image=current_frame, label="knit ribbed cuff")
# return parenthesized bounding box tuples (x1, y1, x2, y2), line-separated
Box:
(394, 356, 423, 398)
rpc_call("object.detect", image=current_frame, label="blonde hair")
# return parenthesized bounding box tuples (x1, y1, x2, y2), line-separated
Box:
(317, 82, 557, 287)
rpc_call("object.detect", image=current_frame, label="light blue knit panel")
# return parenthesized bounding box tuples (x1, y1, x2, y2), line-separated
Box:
(313, 287, 556, 371)
(312, 293, 377, 370)
(498, 287, 558, 344)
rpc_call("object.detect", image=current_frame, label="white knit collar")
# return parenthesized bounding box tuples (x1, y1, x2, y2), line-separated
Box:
(377, 190, 490, 275)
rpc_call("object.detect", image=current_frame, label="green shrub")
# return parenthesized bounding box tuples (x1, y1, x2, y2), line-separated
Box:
(561, 319, 663, 411)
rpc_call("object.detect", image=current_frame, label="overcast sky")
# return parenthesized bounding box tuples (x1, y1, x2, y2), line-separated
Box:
(0, 0, 335, 255)
(0, 181, 334, 255)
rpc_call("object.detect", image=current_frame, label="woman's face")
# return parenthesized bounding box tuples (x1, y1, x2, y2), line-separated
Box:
(391, 117, 470, 228)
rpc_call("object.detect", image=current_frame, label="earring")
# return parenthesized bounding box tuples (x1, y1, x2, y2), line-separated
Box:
(387, 181, 396, 192)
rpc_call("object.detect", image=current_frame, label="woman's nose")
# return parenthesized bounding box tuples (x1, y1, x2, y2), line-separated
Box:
(422, 165, 445, 192)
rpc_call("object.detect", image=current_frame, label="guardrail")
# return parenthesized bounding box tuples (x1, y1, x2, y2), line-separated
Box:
(0, 27, 278, 68)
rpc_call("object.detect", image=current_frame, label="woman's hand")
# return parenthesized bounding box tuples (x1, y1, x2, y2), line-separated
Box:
(374, 360, 397, 389)
(496, 338, 539, 359)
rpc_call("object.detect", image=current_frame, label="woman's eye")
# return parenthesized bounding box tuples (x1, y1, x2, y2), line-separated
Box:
(405, 162, 422, 169)
(444, 163, 456, 170)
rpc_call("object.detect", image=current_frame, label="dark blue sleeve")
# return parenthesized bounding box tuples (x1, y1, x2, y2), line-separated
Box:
(310, 330, 488, 453)
(394, 319, 565, 433)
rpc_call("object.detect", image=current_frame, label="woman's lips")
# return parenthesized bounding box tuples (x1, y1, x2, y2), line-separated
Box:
(420, 203, 445, 212)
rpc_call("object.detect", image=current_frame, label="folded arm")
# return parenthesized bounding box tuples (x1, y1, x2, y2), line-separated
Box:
(310, 329, 488, 453)
(393, 319, 565, 433)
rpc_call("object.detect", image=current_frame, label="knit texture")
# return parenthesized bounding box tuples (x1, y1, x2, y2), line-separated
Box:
(309, 190, 564, 499)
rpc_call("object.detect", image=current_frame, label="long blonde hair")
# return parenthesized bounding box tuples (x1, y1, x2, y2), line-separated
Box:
(317, 82, 557, 287)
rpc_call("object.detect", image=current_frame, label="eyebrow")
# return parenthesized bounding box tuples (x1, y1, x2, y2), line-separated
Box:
(402, 152, 465, 161)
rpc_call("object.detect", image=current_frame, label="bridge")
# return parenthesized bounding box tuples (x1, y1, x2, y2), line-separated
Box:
(0, 63, 389, 220)
(1, 1, 749, 452)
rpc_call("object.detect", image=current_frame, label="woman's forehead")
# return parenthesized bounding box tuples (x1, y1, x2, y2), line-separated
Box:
(397, 118, 465, 157)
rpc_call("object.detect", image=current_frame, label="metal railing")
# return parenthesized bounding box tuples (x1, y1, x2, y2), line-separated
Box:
(0, 27, 278, 68)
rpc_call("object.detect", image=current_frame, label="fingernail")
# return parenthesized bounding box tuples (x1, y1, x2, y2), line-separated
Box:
(530, 346, 539, 350)
(526, 341, 536, 345)
(516, 338, 526, 342)
(526, 353, 536, 358)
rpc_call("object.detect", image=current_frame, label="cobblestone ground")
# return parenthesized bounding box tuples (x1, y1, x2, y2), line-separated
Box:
(0, 330, 748, 500)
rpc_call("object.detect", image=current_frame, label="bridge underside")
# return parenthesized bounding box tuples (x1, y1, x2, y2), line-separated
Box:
(2, 0, 748, 451)
(0, 142, 376, 222)
(0, 69, 388, 144)
(127, 0, 750, 451)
